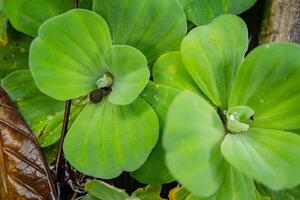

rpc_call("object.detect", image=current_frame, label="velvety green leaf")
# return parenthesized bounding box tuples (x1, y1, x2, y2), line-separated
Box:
(1, 70, 83, 147)
(3, 0, 72, 37)
(131, 83, 180, 184)
(0, 26, 31, 79)
(133, 185, 163, 200)
(179, 0, 257, 25)
(152, 51, 199, 93)
(131, 138, 173, 184)
(85, 180, 129, 200)
(186, 166, 256, 200)
(30, 9, 112, 100)
(0, 0, 8, 46)
(164, 91, 226, 197)
(229, 43, 300, 130)
(221, 128, 300, 190)
(105, 45, 149, 105)
(93, 0, 187, 63)
(64, 97, 159, 179)
(181, 14, 248, 109)
(171, 168, 257, 200)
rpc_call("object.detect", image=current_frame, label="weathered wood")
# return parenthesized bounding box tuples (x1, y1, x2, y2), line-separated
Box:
(260, 0, 300, 44)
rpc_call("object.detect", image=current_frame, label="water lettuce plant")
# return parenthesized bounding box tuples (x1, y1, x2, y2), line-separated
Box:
(148, 14, 300, 199)
(29, 9, 160, 178)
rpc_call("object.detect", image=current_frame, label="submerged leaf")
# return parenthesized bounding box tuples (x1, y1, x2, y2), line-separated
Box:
(179, 0, 257, 25)
(64, 97, 159, 179)
(0, 87, 57, 199)
(93, 0, 187, 62)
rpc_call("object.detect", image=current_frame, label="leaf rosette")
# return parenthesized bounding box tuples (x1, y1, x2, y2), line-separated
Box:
(29, 9, 162, 179)
(145, 14, 300, 199)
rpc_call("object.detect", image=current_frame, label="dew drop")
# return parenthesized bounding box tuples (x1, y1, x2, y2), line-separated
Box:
(47, 115, 53, 121)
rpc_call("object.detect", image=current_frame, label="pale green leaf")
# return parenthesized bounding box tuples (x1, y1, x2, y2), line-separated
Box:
(105, 45, 149, 105)
(221, 128, 300, 190)
(93, 0, 187, 63)
(85, 180, 129, 200)
(64, 97, 159, 178)
(153, 51, 198, 92)
(229, 43, 300, 130)
(131, 83, 180, 184)
(179, 0, 257, 25)
(164, 91, 226, 197)
(181, 14, 248, 109)
(30, 9, 112, 100)
(3, 0, 72, 37)
(133, 185, 162, 200)
(186, 166, 256, 200)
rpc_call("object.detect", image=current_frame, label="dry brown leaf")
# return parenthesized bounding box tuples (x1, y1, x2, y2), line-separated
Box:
(0, 87, 57, 199)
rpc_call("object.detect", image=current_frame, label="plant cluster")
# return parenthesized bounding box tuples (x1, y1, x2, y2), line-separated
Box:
(1, 0, 300, 199)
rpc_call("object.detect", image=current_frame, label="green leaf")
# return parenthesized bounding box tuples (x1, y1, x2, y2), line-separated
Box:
(85, 180, 129, 200)
(131, 83, 180, 184)
(152, 51, 199, 93)
(0, 0, 8, 46)
(169, 187, 190, 200)
(63, 97, 159, 179)
(181, 14, 248, 109)
(179, 0, 257, 25)
(29, 9, 112, 100)
(43, 142, 59, 164)
(0, 26, 32, 79)
(93, 0, 187, 63)
(105, 45, 149, 105)
(133, 185, 163, 200)
(3, 0, 72, 37)
(81, 194, 99, 200)
(221, 127, 300, 190)
(164, 91, 226, 197)
(257, 184, 300, 200)
(1, 70, 83, 147)
(186, 166, 256, 200)
(229, 43, 300, 131)
(79, 0, 93, 10)
(171, 168, 257, 200)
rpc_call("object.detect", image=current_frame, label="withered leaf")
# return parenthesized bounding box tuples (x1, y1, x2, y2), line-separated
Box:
(0, 87, 57, 200)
